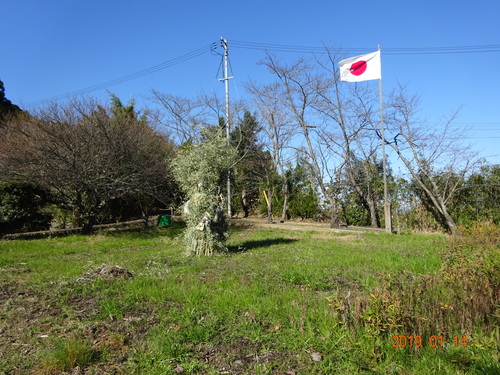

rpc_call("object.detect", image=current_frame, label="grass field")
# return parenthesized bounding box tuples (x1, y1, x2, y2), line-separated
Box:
(0, 220, 498, 374)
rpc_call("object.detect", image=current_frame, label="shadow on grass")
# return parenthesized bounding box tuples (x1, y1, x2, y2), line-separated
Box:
(106, 221, 187, 239)
(228, 238, 298, 253)
(1, 219, 187, 241)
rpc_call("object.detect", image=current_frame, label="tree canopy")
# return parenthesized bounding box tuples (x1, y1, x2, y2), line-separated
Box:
(0, 80, 21, 123)
(0, 97, 178, 233)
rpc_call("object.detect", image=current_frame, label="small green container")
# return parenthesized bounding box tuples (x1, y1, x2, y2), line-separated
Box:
(157, 214, 171, 227)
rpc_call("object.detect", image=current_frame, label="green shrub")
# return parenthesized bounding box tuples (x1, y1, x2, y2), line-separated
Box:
(326, 226, 499, 339)
(289, 186, 320, 220)
(0, 180, 52, 234)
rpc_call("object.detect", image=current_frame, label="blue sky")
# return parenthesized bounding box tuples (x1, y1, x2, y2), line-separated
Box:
(3, 0, 499, 164)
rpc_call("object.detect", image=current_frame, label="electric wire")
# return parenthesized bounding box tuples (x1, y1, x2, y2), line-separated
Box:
(230, 40, 500, 55)
(25, 43, 217, 107)
(24, 40, 500, 107)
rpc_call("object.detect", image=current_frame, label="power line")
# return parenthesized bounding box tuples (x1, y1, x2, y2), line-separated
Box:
(25, 43, 216, 107)
(230, 40, 500, 55)
(466, 136, 500, 139)
(451, 122, 500, 125)
(22, 40, 500, 108)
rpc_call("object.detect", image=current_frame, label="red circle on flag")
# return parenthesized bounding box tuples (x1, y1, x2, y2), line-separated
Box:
(350, 60, 367, 76)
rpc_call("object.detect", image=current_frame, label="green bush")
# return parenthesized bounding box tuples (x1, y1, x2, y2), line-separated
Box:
(289, 186, 320, 220)
(0, 181, 52, 235)
(327, 227, 500, 339)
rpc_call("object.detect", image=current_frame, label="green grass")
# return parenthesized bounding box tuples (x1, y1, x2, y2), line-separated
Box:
(40, 336, 99, 373)
(0, 223, 498, 374)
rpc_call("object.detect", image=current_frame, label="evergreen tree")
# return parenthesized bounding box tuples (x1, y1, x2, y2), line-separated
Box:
(450, 164, 500, 226)
(0, 80, 21, 124)
(288, 162, 321, 220)
(231, 111, 272, 217)
(0, 181, 52, 235)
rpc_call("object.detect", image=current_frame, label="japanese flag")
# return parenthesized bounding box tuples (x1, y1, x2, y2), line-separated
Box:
(338, 51, 381, 82)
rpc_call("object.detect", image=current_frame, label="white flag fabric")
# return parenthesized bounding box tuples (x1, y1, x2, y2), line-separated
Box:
(338, 51, 381, 82)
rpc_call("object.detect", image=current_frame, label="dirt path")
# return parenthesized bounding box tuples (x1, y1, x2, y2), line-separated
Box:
(229, 216, 385, 234)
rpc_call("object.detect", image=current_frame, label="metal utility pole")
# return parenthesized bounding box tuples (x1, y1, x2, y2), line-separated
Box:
(219, 37, 233, 216)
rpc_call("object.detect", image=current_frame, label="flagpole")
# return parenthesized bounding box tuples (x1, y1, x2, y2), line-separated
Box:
(379, 45, 392, 233)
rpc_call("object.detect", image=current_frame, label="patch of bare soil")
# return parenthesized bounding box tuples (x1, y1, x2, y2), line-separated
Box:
(195, 337, 310, 375)
(0, 264, 145, 374)
(0, 281, 65, 373)
(76, 265, 134, 282)
(311, 233, 364, 241)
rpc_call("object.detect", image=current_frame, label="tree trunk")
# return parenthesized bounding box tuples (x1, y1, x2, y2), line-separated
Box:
(420, 182, 460, 235)
(367, 199, 379, 228)
(266, 190, 273, 224)
(80, 216, 95, 234)
(281, 177, 289, 221)
(389, 145, 462, 236)
(241, 187, 250, 218)
(141, 210, 150, 228)
(329, 196, 340, 228)
(438, 200, 460, 236)
(281, 194, 288, 221)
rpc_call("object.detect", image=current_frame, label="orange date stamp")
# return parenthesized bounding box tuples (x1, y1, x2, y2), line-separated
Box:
(392, 335, 467, 348)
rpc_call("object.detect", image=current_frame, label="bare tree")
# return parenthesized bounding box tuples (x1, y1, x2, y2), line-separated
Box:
(254, 53, 344, 227)
(384, 84, 483, 235)
(149, 90, 247, 145)
(246, 81, 296, 221)
(0, 98, 177, 232)
(310, 50, 386, 228)
(148, 91, 211, 144)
